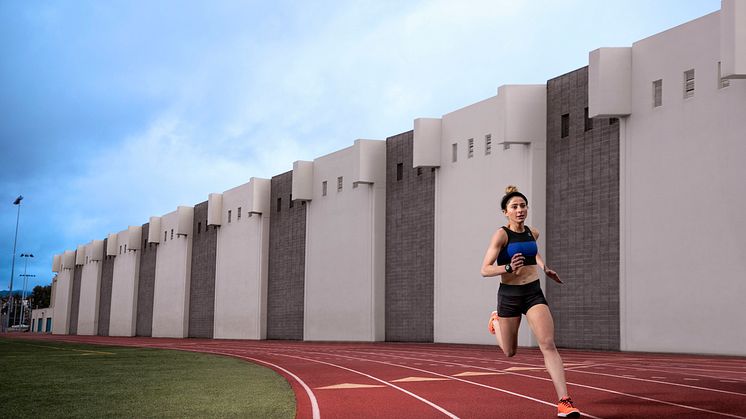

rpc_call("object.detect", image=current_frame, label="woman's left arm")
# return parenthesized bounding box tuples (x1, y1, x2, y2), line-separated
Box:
(531, 228, 563, 284)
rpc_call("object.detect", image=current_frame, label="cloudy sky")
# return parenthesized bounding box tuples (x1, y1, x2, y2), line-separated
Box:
(1, 0, 720, 291)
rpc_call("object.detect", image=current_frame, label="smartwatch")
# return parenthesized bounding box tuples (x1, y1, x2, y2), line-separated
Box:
(505, 263, 513, 273)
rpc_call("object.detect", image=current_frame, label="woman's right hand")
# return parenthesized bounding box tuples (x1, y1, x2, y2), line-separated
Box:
(509, 253, 525, 272)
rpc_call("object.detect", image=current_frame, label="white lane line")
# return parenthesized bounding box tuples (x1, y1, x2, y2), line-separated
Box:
(170, 348, 321, 419)
(596, 362, 746, 378)
(342, 349, 746, 419)
(560, 369, 745, 397)
(588, 363, 746, 383)
(375, 348, 746, 397)
(272, 353, 459, 419)
(412, 346, 746, 371)
(316, 383, 386, 389)
(559, 356, 746, 371)
(299, 350, 605, 419)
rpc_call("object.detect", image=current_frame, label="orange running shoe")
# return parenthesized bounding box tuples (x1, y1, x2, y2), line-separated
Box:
(557, 397, 580, 417)
(487, 311, 499, 335)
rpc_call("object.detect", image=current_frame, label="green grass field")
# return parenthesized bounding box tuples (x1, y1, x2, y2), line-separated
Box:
(0, 337, 295, 418)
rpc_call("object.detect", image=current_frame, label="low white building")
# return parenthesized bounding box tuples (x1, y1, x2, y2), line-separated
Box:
(151, 206, 194, 338)
(589, 0, 746, 355)
(414, 85, 547, 346)
(108, 227, 142, 336)
(30, 307, 53, 333)
(297, 139, 387, 341)
(211, 178, 271, 339)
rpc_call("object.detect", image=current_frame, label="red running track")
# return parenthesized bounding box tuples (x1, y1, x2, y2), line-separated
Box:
(5, 333, 746, 418)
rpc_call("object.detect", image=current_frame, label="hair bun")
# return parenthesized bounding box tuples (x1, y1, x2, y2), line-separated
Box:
(505, 185, 519, 194)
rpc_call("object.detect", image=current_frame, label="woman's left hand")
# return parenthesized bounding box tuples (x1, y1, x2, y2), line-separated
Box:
(545, 267, 562, 284)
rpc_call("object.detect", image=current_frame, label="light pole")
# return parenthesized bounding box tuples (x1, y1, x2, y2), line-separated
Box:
(3, 195, 23, 331)
(20, 253, 34, 326)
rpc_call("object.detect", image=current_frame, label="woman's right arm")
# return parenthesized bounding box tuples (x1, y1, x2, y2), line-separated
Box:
(480, 229, 509, 277)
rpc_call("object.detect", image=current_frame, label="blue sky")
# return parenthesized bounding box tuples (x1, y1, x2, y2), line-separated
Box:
(1, 0, 721, 291)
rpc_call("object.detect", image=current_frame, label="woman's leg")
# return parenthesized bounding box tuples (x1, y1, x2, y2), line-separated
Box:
(493, 315, 521, 357)
(525, 304, 568, 399)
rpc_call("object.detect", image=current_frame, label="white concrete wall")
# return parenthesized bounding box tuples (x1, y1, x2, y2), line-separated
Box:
(213, 179, 271, 340)
(51, 263, 74, 334)
(616, 10, 746, 355)
(76, 245, 102, 335)
(109, 228, 141, 336)
(413, 118, 442, 167)
(424, 86, 547, 346)
(151, 208, 193, 338)
(720, 0, 746, 78)
(292, 161, 314, 200)
(588, 47, 632, 118)
(304, 140, 386, 341)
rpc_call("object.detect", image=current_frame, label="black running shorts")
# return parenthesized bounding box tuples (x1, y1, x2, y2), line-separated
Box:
(497, 280, 548, 318)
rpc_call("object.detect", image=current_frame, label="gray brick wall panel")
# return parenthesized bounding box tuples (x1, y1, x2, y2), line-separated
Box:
(267, 171, 306, 340)
(385, 131, 435, 342)
(136, 223, 157, 337)
(68, 267, 81, 335)
(188, 201, 217, 338)
(97, 237, 114, 336)
(546, 66, 620, 350)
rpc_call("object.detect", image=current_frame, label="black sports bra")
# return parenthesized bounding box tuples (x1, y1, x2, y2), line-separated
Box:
(496, 226, 538, 266)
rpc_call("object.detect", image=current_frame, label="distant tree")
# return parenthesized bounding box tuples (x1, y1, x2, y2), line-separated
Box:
(29, 285, 52, 309)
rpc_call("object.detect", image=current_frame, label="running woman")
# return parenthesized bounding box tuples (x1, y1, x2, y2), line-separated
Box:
(480, 185, 581, 418)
